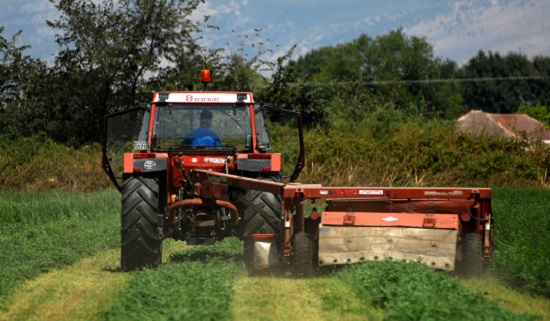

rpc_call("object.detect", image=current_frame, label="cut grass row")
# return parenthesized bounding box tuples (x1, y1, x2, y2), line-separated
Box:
(0, 249, 128, 321)
(0, 190, 120, 309)
(338, 261, 533, 321)
(106, 239, 242, 321)
(2, 238, 540, 321)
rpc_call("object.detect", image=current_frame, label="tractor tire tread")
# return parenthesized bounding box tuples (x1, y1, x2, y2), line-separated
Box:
(239, 174, 282, 272)
(121, 175, 162, 271)
(461, 233, 483, 278)
(292, 232, 315, 277)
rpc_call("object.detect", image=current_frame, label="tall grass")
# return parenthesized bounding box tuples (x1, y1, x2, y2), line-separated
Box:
(300, 121, 550, 188)
(492, 188, 550, 297)
(0, 135, 111, 191)
(0, 190, 120, 309)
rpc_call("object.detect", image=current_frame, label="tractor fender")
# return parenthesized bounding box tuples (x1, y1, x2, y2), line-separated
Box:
(236, 153, 281, 173)
(123, 153, 168, 174)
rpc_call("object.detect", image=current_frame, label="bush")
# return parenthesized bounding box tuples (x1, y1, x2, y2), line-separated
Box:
(2, 119, 548, 191)
(300, 121, 549, 188)
(0, 135, 111, 191)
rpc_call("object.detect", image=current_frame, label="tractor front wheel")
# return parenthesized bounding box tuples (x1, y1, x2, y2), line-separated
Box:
(121, 175, 162, 271)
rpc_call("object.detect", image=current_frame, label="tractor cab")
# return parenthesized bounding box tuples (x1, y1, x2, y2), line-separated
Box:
(151, 92, 255, 153)
(102, 86, 304, 192)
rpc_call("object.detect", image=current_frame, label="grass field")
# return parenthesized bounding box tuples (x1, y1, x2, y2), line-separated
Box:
(0, 188, 548, 320)
(0, 190, 119, 308)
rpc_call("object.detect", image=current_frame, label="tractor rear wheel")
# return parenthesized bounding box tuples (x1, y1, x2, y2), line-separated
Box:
(240, 174, 282, 272)
(121, 175, 162, 271)
(460, 233, 483, 277)
(292, 232, 316, 277)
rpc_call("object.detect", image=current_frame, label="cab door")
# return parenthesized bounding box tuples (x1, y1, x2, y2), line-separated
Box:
(102, 105, 150, 191)
(259, 105, 304, 183)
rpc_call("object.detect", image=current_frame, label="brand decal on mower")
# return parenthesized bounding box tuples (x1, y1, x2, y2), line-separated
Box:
(205, 158, 226, 164)
(424, 190, 463, 196)
(144, 160, 157, 169)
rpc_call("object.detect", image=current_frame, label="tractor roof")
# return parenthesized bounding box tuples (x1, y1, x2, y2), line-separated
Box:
(152, 91, 253, 104)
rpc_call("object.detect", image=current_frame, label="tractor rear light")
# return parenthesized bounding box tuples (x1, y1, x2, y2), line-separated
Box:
(248, 154, 271, 159)
(201, 70, 211, 84)
(158, 92, 169, 101)
(237, 93, 247, 101)
(309, 208, 319, 220)
(134, 153, 157, 159)
(262, 167, 271, 172)
(133, 167, 142, 173)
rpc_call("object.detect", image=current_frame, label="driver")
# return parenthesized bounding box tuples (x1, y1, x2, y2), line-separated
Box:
(182, 110, 221, 147)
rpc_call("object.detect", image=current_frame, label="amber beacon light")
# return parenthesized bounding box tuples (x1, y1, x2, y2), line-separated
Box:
(200, 70, 211, 84)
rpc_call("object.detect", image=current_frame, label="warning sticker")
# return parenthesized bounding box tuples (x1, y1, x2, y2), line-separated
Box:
(359, 190, 384, 195)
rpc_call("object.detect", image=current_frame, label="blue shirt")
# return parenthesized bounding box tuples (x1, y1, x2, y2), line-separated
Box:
(182, 127, 221, 146)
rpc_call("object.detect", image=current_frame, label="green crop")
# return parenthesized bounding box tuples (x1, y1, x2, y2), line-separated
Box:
(492, 188, 550, 297)
(338, 260, 535, 321)
(106, 238, 241, 321)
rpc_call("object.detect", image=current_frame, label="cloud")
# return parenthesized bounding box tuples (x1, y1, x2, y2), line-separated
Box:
(5, 0, 548, 72)
(405, 0, 550, 65)
(26, 1, 58, 62)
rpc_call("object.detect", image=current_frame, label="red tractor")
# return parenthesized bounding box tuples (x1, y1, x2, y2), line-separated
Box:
(103, 74, 304, 271)
(103, 72, 494, 276)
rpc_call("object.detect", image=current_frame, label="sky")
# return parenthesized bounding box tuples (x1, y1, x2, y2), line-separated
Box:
(1, 0, 549, 67)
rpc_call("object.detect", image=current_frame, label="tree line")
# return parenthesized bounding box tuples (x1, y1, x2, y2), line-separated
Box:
(278, 29, 550, 129)
(1, 0, 549, 147)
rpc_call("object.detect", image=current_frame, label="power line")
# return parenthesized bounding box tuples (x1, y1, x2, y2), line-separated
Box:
(250, 75, 550, 88)
(343, 75, 549, 86)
